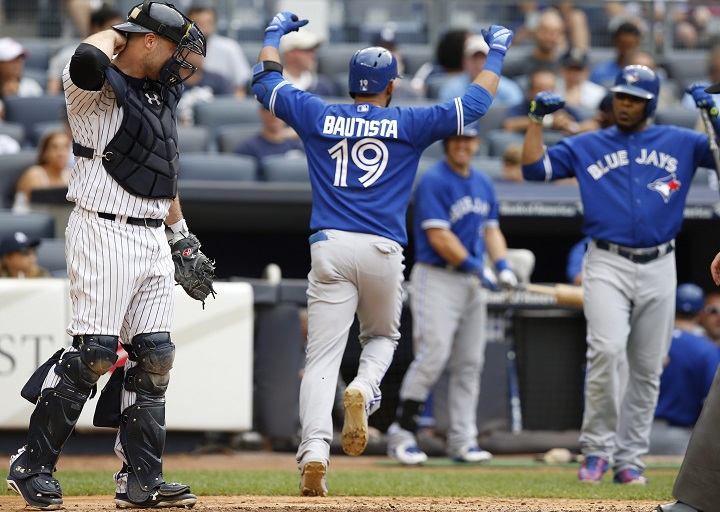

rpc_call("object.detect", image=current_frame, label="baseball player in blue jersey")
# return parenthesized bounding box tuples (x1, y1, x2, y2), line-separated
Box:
(650, 283, 719, 455)
(252, 12, 513, 496)
(386, 121, 517, 465)
(657, 79, 720, 512)
(522, 65, 720, 485)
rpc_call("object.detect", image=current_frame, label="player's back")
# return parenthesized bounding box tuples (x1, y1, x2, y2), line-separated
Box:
(288, 98, 463, 244)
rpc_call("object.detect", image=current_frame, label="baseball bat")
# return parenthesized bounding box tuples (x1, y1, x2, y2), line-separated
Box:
(699, 108, 720, 184)
(525, 283, 583, 307)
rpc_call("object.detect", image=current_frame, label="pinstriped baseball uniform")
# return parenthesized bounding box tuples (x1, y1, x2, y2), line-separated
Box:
(34, 63, 176, 466)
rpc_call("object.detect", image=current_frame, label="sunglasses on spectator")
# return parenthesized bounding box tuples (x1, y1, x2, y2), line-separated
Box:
(704, 305, 720, 315)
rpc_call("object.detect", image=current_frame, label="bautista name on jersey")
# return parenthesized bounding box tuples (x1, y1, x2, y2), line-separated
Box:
(323, 116, 399, 139)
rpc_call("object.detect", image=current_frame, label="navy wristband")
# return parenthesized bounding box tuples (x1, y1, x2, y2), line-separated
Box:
(458, 255, 483, 274)
(483, 50, 505, 77)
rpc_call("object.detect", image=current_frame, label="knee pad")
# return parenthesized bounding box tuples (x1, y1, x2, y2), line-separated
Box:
(57, 335, 119, 392)
(124, 332, 175, 399)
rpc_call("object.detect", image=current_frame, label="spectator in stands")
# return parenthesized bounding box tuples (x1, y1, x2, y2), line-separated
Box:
(234, 107, 305, 180)
(46, 3, 122, 95)
(556, 48, 606, 112)
(649, 283, 720, 455)
(0, 232, 49, 278)
(187, 4, 252, 97)
(557, 2, 591, 52)
(13, 130, 72, 213)
(699, 292, 720, 347)
(503, 8, 565, 79)
(501, 143, 524, 183)
(279, 31, 337, 97)
(439, 34, 523, 106)
(502, 68, 595, 134)
(681, 43, 720, 110)
(590, 22, 642, 88)
(410, 28, 468, 97)
(0, 38, 43, 108)
(371, 25, 421, 100)
(0, 132, 20, 154)
(177, 51, 233, 125)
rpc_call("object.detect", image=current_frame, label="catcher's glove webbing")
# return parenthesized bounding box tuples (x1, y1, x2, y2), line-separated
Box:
(170, 233, 216, 307)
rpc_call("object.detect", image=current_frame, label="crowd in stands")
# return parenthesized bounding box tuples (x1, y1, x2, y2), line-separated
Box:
(1, 2, 720, 204)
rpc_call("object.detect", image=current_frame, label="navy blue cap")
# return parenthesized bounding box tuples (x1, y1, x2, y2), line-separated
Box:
(0, 231, 40, 257)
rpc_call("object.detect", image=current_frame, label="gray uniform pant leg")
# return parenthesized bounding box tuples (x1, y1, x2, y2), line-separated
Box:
(403, 264, 486, 452)
(296, 230, 404, 470)
(580, 245, 674, 469)
(672, 365, 720, 511)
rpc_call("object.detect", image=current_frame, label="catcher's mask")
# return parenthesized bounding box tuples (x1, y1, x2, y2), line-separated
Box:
(113, 0, 206, 90)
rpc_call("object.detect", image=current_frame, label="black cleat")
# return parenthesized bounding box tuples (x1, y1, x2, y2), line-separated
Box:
(114, 482, 197, 509)
(7, 474, 63, 510)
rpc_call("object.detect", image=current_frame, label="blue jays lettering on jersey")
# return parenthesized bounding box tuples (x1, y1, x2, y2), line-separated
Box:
(413, 160, 498, 266)
(655, 328, 720, 427)
(524, 124, 716, 247)
(254, 73, 492, 245)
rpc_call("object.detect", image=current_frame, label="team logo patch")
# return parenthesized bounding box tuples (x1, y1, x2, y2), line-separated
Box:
(647, 174, 681, 203)
(622, 71, 640, 85)
(182, 248, 193, 257)
(145, 92, 161, 105)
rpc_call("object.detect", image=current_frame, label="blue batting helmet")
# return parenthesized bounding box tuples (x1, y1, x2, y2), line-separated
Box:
(610, 65, 660, 118)
(348, 46, 401, 95)
(676, 283, 704, 314)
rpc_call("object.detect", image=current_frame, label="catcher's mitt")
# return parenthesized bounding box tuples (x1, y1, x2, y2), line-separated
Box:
(170, 233, 216, 307)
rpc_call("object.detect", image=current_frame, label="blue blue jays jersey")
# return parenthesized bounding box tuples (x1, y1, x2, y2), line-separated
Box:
(655, 328, 720, 427)
(524, 125, 715, 247)
(254, 74, 493, 245)
(413, 161, 499, 266)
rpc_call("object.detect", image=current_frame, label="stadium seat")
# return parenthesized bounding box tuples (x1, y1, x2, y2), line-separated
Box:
(179, 153, 258, 181)
(486, 130, 524, 158)
(478, 105, 511, 133)
(421, 140, 445, 159)
(655, 107, 700, 129)
(193, 97, 261, 137)
(262, 155, 309, 183)
(30, 121, 65, 147)
(317, 44, 359, 77)
(36, 237, 67, 277)
(0, 210, 55, 240)
(663, 51, 708, 85)
(177, 124, 211, 153)
(0, 150, 37, 209)
(216, 123, 262, 154)
(472, 156, 504, 180)
(3, 95, 67, 147)
(400, 44, 434, 77)
(0, 122, 25, 145)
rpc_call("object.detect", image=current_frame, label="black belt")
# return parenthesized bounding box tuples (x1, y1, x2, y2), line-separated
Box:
(595, 239, 674, 264)
(98, 212, 163, 228)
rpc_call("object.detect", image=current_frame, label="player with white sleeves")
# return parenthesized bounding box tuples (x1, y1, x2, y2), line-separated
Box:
(521, 65, 720, 485)
(252, 11, 513, 496)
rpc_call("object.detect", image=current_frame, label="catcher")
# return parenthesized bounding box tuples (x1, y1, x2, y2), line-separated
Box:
(7, 2, 214, 509)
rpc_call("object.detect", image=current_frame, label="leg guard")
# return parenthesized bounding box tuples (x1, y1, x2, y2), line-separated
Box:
(118, 332, 189, 506)
(8, 335, 118, 509)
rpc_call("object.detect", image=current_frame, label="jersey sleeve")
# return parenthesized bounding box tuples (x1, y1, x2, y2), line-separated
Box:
(415, 172, 452, 231)
(544, 139, 580, 180)
(63, 60, 112, 115)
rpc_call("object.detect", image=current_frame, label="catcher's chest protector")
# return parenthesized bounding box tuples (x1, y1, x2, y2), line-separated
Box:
(101, 67, 181, 199)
